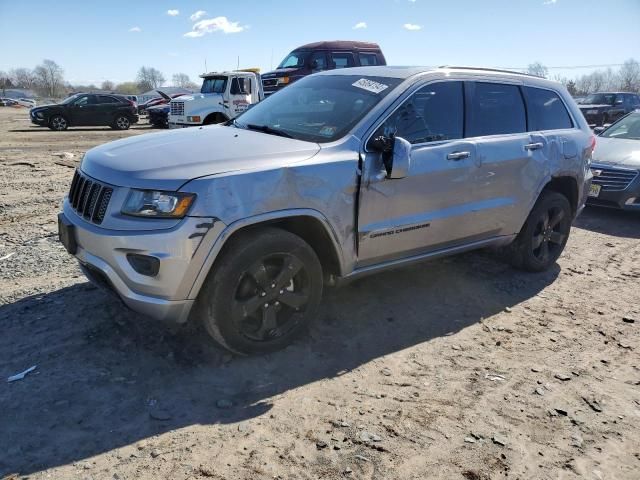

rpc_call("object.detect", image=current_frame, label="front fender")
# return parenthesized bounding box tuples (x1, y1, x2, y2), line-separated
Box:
(186, 208, 345, 300)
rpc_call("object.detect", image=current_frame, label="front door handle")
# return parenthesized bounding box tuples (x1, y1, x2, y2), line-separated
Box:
(525, 142, 544, 151)
(447, 151, 470, 161)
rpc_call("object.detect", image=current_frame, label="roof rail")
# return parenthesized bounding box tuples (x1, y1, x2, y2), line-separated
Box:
(438, 65, 540, 78)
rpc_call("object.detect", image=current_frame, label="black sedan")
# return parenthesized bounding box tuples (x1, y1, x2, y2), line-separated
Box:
(30, 93, 139, 131)
(587, 112, 640, 211)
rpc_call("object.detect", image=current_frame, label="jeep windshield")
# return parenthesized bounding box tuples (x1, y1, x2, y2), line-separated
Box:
(233, 75, 402, 143)
(583, 93, 616, 106)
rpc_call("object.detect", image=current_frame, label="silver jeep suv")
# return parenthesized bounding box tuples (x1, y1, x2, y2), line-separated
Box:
(58, 66, 594, 354)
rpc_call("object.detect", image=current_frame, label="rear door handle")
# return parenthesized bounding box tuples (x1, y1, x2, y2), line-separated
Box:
(524, 142, 544, 151)
(447, 151, 470, 161)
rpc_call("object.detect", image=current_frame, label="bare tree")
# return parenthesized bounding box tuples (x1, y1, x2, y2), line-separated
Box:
(590, 71, 605, 92)
(576, 74, 594, 95)
(601, 68, 620, 91)
(618, 58, 640, 92)
(0, 70, 11, 96)
(565, 80, 578, 96)
(115, 82, 140, 95)
(33, 59, 65, 97)
(101, 80, 115, 91)
(527, 62, 548, 78)
(136, 67, 165, 91)
(172, 73, 190, 88)
(10, 68, 36, 90)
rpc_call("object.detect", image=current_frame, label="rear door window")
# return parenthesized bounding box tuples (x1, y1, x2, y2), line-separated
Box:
(377, 81, 464, 144)
(467, 82, 526, 137)
(359, 53, 378, 66)
(330, 52, 355, 69)
(97, 95, 120, 104)
(523, 86, 573, 131)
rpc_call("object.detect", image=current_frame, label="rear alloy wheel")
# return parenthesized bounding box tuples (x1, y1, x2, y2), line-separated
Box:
(198, 228, 323, 355)
(507, 191, 572, 272)
(49, 115, 68, 131)
(113, 115, 131, 130)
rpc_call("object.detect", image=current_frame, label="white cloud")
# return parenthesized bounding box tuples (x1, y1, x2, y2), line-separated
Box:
(190, 10, 207, 21)
(403, 23, 422, 31)
(353, 21, 367, 29)
(543, 0, 557, 4)
(129, 26, 141, 32)
(167, 9, 179, 16)
(184, 16, 246, 37)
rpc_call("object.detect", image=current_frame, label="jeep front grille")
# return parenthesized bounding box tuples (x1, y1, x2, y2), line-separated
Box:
(67, 170, 113, 224)
(591, 165, 639, 191)
(170, 101, 184, 116)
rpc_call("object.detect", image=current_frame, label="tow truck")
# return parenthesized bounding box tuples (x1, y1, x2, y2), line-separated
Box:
(168, 69, 263, 128)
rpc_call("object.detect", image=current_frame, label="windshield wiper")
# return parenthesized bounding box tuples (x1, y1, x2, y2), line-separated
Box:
(246, 124, 293, 138)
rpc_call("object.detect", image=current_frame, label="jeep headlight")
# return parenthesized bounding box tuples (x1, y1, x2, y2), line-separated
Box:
(122, 190, 195, 218)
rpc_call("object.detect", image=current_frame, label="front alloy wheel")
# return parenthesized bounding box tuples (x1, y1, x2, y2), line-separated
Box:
(49, 115, 68, 131)
(199, 228, 323, 355)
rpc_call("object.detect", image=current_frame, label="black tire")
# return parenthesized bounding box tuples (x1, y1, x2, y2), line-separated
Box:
(506, 191, 572, 272)
(197, 228, 323, 355)
(49, 115, 68, 131)
(112, 115, 131, 130)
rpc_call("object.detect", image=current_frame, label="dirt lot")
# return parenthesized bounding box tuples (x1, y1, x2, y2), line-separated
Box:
(0, 107, 639, 480)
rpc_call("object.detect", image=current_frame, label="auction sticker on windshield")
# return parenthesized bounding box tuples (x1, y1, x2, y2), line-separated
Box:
(352, 78, 389, 94)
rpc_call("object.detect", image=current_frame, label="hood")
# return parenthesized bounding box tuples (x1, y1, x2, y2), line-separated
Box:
(32, 103, 58, 111)
(593, 136, 640, 168)
(262, 68, 302, 78)
(579, 104, 611, 110)
(81, 125, 320, 190)
(173, 93, 221, 102)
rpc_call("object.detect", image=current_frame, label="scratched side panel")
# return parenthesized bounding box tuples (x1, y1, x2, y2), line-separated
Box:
(184, 139, 361, 274)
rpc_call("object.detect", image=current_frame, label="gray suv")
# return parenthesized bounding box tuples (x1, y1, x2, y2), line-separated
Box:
(58, 66, 594, 354)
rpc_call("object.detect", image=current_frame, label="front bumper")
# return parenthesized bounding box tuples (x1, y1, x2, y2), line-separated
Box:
(586, 167, 640, 211)
(30, 114, 47, 126)
(60, 201, 226, 323)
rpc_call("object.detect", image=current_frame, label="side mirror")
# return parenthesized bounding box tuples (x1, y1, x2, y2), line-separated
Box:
(388, 137, 412, 179)
(593, 126, 606, 135)
(370, 135, 411, 179)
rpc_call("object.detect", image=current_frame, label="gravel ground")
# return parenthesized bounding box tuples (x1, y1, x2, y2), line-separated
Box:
(1, 107, 639, 480)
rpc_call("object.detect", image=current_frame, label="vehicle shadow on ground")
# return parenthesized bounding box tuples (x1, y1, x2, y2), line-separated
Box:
(0, 251, 558, 476)
(574, 206, 640, 239)
(8, 126, 152, 133)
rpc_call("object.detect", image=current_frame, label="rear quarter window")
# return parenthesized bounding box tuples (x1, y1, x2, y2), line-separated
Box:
(467, 82, 527, 137)
(523, 87, 573, 131)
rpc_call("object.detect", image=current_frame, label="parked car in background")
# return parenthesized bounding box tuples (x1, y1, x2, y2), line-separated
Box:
(138, 91, 184, 115)
(58, 66, 593, 354)
(0, 98, 18, 106)
(30, 93, 138, 131)
(587, 111, 640, 211)
(123, 95, 138, 107)
(168, 70, 263, 128)
(147, 103, 169, 128)
(261, 41, 386, 97)
(15, 98, 37, 107)
(579, 92, 640, 126)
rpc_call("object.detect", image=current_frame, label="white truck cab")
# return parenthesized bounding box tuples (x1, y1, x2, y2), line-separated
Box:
(169, 70, 263, 128)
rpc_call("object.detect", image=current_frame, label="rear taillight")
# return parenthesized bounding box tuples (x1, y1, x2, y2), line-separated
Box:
(127, 99, 135, 106)
(590, 134, 596, 153)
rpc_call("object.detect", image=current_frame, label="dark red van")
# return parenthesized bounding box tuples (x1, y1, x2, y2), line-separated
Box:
(261, 41, 386, 96)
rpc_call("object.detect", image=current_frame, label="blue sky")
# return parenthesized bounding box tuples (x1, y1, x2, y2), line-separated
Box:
(1, 0, 638, 86)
